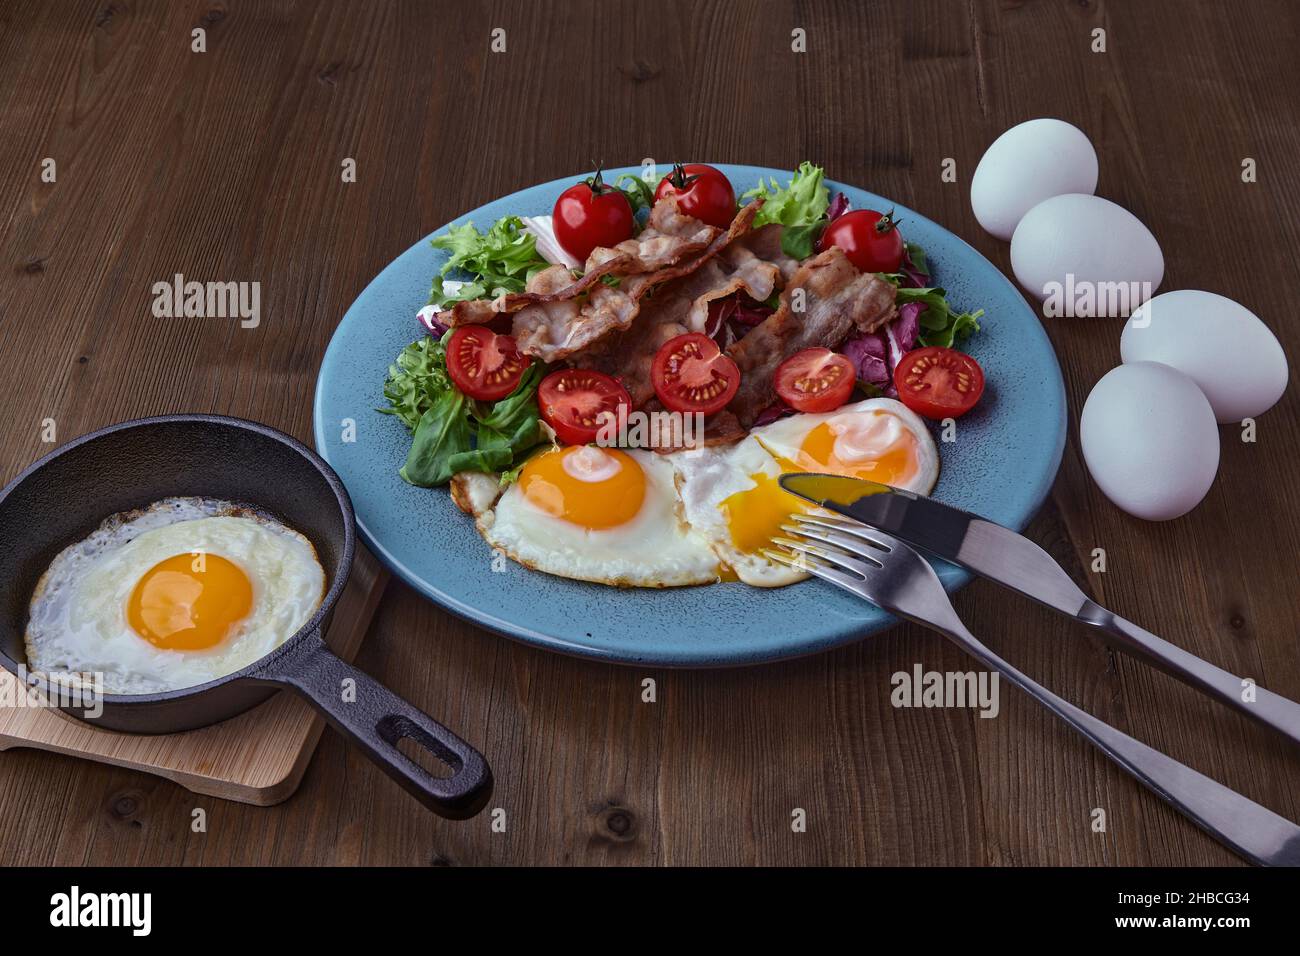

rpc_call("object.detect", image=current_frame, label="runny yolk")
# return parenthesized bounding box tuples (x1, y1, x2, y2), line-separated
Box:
(721, 412, 922, 555)
(518, 446, 647, 530)
(127, 553, 253, 650)
(797, 419, 918, 485)
(720, 457, 809, 555)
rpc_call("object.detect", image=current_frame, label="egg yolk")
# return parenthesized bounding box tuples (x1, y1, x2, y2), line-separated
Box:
(720, 456, 810, 554)
(797, 417, 918, 485)
(721, 411, 921, 555)
(127, 552, 253, 650)
(518, 446, 646, 530)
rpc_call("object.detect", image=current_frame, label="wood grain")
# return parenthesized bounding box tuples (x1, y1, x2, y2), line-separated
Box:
(0, 0, 1296, 866)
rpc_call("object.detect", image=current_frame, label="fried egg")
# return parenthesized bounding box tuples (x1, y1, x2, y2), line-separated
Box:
(672, 398, 940, 586)
(25, 497, 325, 695)
(456, 445, 718, 587)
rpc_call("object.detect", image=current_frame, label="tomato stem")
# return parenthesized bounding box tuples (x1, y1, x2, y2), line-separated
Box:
(875, 208, 903, 234)
(668, 162, 702, 189)
(585, 167, 612, 196)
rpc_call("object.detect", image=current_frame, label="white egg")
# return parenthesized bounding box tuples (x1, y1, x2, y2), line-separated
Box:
(670, 399, 940, 587)
(971, 118, 1099, 241)
(1011, 194, 1163, 315)
(464, 445, 718, 587)
(26, 498, 325, 695)
(1080, 363, 1219, 521)
(1121, 290, 1288, 424)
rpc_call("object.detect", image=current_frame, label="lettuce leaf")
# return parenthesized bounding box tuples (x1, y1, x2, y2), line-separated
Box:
(428, 216, 548, 308)
(741, 161, 830, 257)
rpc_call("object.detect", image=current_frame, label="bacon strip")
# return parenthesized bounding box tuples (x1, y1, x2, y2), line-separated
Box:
(726, 248, 897, 426)
(497, 201, 762, 364)
(580, 214, 796, 405)
(445, 195, 719, 328)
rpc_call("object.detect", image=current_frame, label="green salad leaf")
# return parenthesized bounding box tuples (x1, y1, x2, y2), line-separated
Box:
(396, 355, 545, 488)
(895, 286, 984, 349)
(615, 173, 657, 216)
(399, 389, 476, 487)
(471, 364, 543, 463)
(741, 161, 830, 257)
(378, 335, 450, 431)
(428, 216, 548, 308)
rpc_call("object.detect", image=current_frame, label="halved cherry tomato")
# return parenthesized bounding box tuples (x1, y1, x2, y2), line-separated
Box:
(893, 346, 985, 420)
(445, 325, 532, 402)
(651, 332, 741, 416)
(773, 348, 855, 413)
(537, 369, 632, 446)
(552, 171, 635, 262)
(654, 163, 736, 229)
(818, 208, 905, 273)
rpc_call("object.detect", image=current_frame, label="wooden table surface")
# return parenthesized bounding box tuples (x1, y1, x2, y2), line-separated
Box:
(1, 0, 1296, 867)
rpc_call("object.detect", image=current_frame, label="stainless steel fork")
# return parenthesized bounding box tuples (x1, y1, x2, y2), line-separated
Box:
(766, 516, 1300, 868)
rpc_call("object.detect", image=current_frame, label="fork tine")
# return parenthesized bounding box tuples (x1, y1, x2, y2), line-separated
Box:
(762, 546, 866, 593)
(792, 512, 897, 552)
(779, 521, 889, 562)
(769, 534, 880, 578)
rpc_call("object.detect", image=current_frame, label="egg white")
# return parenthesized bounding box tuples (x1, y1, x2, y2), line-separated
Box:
(25, 497, 325, 695)
(463, 448, 719, 588)
(668, 398, 940, 587)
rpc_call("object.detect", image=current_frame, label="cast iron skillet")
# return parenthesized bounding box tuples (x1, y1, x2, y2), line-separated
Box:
(0, 414, 491, 819)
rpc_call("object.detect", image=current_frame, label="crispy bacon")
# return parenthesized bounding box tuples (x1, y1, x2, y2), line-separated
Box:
(445, 195, 718, 328)
(443, 199, 761, 363)
(581, 213, 795, 405)
(502, 201, 762, 363)
(726, 247, 897, 426)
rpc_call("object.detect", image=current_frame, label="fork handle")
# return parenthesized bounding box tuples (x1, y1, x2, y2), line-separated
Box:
(1081, 601, 1300, 748)
(937, 618, 1300, 867)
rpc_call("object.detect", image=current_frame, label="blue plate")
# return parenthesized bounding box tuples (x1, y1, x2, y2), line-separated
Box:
(313, 165, 1066, 666)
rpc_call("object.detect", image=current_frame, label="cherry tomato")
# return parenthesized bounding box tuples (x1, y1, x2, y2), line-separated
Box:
(654, 163, 736, 229)
(537, 369, 633, 446)
(773, 348, 856, 413)
(651, 332, 741, 416)
(445, 325, 532, 402)
(818, 208, 905, 273)
(552, 171, 635, 262)
(893, 346, 985, 420)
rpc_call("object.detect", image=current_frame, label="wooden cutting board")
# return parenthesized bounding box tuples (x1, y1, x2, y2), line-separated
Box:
(0, 546, 389, 806)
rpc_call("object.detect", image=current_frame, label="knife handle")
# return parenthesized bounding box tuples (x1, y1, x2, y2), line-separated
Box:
(1081, 600, 1300, 748)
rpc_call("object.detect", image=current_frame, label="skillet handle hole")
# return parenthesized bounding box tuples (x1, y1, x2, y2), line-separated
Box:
(377, 714, 459, 780)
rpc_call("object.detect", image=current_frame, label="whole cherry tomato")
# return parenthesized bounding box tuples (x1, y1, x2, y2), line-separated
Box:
(818, 208, 905, 273)
(654, 163, 737, 229)
(552, 171, 635, 262)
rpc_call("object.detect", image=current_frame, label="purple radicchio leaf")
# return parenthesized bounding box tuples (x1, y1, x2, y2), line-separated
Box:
(418, 305, 450, 338)
(839, 330, 891, 394)
(706, 295, 774, 350)
(826, 192, 851, 222)
(886, 302, 923, 368)
(753, 401, 795, 427)
(899, 244, 929, 289)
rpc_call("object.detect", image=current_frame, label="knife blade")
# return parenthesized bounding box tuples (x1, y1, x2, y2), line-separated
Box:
(778, 472, 1089, 616)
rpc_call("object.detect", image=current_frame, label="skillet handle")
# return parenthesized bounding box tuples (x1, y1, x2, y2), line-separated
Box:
(258, 631, 492, 819)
